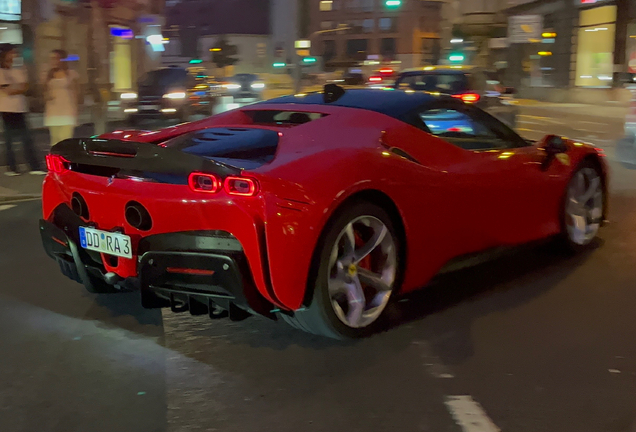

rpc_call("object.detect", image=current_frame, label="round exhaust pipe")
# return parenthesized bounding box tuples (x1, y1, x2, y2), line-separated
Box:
(71, 193, 89, 220)
(125, 201, 152, 231)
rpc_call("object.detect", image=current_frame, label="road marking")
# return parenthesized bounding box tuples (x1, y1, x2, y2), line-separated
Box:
(0, 205, 16, 212)
(445, 396, 501, 432)
(412, 340, 455, 379)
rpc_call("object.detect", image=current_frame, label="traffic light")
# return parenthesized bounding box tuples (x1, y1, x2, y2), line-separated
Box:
(273, 62, 287, 68)
(302, 57, 317, 64)
(449, 53, 465, 63)
(189, 59, 203, 64)
(385, 0, 401, 8)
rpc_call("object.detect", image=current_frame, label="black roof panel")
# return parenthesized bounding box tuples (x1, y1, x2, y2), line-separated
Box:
(259, 89, 438, 119)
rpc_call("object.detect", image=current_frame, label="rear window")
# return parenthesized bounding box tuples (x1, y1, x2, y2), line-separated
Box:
(162, 127, 279, 169)
(246, 110, 326, 126)
(139, 68, 188, 87)
(397, 73, 469, 94)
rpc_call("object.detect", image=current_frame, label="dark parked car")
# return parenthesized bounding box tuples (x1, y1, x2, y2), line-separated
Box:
(121, 67, 216, 124)
(394, 66, 519, 128)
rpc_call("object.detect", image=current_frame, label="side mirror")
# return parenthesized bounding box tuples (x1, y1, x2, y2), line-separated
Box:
(541, 135, 567, 171)
(544, 135, 567, 154)
(503, 86, 516, 95)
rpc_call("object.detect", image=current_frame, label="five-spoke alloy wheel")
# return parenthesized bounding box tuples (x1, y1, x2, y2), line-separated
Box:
(564, 163, 604, 248)
(281, 202, 401, 339)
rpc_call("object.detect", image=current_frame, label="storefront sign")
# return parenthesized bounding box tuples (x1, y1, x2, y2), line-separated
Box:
(0, 0, 21, 21)
(508, 15, 543, 44)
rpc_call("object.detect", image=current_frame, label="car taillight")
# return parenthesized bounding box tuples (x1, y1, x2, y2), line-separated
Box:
(452, 93, 481, 103)
(45, 154, 69, 173)
(188, 172, 221, 193)
(224, 176, 259, 197)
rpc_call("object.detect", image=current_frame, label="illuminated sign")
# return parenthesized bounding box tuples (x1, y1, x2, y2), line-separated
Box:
(0, 0, 21, 21)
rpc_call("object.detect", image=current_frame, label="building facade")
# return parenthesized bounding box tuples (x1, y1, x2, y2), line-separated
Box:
(502, 0, 635, 102)
(309, 0, 444, 70)
(23, 0, 165, 105)
(163, 0, 270, 75)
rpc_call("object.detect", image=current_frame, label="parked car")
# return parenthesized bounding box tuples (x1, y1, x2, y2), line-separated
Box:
(41, 87, 607, 339)
(394, 66, 519, 128)
(121, 67, 216, 124)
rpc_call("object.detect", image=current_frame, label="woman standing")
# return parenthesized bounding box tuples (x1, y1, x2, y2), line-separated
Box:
(44, 49, 79, 146)
(0, 44, 44, 176)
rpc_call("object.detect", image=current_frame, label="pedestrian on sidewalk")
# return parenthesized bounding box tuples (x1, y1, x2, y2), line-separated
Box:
(43, 49, 79, 146)
(0, 44, 44, 176)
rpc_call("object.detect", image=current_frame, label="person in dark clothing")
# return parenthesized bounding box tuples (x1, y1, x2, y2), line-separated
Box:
(0, 44, 44, 176)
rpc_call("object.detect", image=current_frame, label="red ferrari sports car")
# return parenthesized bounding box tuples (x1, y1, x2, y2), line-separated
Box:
(39, 86, 608, 338)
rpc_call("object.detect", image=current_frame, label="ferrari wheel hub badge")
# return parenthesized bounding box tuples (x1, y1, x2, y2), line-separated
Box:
(348, 264, 357, 277)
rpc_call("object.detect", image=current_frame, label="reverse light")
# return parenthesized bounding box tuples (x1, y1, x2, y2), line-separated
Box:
(120, 92, 137, 100)
(163, 92, 186, 99)
(45, 154, 69, 173)
(452, 93, 481, 103)
(224, 176, 259, 196)
(251, 82, 265, 89)
(188, 172, 221, 193)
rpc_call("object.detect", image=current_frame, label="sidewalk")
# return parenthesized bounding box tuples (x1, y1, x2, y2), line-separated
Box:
(516, 99, 629, 120)
(0, 172, 44, 203)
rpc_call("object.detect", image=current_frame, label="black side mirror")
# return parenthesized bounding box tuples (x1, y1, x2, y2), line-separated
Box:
(544, 135, 567, 154)
(541, 135, 567, 171)
(503, 87, 516, 95)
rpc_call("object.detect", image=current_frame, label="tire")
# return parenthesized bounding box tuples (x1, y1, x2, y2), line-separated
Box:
(556, 160, 604, 252)
(281, 201, 402, 339)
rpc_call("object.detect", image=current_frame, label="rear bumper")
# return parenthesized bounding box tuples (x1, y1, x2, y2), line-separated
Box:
(39, 206, 276, 319)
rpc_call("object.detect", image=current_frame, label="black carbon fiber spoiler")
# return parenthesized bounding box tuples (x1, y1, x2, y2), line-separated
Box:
(51, 138, 241, 179)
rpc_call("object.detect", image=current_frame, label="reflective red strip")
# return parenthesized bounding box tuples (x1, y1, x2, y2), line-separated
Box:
(52, 237, 68, 247)
(166, 267, 216, 276)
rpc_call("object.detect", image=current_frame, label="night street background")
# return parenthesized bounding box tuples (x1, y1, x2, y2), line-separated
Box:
(1, 102, 636, 432)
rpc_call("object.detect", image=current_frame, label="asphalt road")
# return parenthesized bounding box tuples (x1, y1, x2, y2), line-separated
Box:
(2, 106, 636, 432)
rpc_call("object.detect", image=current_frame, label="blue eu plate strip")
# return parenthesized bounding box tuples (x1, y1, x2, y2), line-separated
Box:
(79, 227, 87, 248)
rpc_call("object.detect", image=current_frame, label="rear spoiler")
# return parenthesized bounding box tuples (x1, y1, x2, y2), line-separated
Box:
(51, 138, 241, 180)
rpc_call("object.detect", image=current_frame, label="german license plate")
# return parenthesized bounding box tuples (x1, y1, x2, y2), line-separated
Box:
(79, 227, 132, 259)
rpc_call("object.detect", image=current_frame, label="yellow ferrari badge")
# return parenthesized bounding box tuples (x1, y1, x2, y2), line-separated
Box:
(556, 153, 570, 166)
(348, 264, 357, 276)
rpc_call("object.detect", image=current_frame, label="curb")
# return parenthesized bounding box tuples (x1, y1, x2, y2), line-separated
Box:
(0, 194, 42, 204)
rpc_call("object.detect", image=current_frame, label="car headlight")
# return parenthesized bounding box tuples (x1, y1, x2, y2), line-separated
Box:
(224, 84, 241, 90)
(163, 92, 186, 99)
(120, 92, 137, 100)
(251, 82, 265, 89)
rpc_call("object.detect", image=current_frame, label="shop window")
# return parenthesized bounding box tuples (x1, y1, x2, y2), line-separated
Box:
(363, 19, 374, 33)
(321, 21, 334, 30)
(379, 17, 396, 33)
(347, 39, 368, 60)
(320, 1, 333, 11)
(381, 38, 396, 60)
(575, 5, 617, 87)
(324, 40, 336, 62)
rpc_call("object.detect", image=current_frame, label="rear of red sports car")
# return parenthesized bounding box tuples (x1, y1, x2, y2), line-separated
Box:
(39, 103, 400, 328)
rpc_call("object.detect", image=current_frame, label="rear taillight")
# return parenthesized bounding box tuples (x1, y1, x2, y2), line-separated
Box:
(452, 93, 481, 103)
(224, 176, 259, 197)
(45, 154, 69, 173)
(188, 172, 221, 193)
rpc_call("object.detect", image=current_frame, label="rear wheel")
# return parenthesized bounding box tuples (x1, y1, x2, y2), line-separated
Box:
(559, 161, 604, 251)
(281, 202, 400, 339)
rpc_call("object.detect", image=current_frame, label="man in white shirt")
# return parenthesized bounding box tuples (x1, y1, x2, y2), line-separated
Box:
(0, 44, 44, 175)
